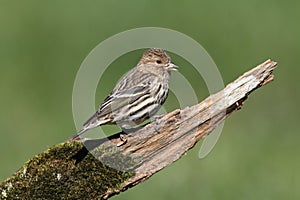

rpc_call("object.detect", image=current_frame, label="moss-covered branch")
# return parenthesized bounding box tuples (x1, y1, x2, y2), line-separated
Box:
(0, 60, 277, 200)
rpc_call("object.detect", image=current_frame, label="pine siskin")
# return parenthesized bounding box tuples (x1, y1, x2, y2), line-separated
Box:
(71, 48, 177, 140)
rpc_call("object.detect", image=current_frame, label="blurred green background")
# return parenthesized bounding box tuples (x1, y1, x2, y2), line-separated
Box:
(0, 0, 299, 199)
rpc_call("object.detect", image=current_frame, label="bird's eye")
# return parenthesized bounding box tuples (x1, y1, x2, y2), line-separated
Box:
(156, 60, 162, 64)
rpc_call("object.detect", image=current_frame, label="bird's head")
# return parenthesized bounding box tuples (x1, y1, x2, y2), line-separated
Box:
(138, 48, 177, 71)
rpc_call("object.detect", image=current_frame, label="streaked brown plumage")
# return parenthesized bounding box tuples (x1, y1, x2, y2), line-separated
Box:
(71, 48, 176, 140)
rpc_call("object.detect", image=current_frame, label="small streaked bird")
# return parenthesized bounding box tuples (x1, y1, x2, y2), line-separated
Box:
(70, 48, 177, 140)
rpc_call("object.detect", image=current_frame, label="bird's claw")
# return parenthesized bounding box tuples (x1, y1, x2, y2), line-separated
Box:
(117, 133, 127, 147)
(152, 114, 165, 133)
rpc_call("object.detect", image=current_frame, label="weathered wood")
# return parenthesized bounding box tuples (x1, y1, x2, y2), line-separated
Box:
(0, 60, 277, 200)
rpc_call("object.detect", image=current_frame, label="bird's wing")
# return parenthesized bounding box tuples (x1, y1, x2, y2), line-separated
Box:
(97, 69, 158, 116)
(99, 84, 151, 116)
(83, 68, 158, 127)
(82, 83, 151, 127)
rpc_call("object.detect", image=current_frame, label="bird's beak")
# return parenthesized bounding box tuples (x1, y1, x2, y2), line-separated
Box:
(166, 63, 178, 71)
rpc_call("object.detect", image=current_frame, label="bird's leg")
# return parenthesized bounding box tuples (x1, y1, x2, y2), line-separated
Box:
(117, 133, 127, 147)
(117, 126, 147, 146)
(152, 114, 165, 133)
(153, 113, 165, 120)
(116, 127, 133, 147)
(117, 130, 128, 147)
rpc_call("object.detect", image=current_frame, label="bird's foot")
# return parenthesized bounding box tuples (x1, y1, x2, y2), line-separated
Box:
(152, 114, 165, 133)
(152, 114, 165, 121)
(117, 133, 128, 147)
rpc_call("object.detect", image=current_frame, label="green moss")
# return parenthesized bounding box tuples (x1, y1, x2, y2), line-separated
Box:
(0, 141, 134, 199)
(92, 143, 141, 173)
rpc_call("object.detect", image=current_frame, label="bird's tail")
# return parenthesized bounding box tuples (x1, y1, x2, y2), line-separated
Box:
(68, 113, 110, 141)
(68, 127, 90, 141)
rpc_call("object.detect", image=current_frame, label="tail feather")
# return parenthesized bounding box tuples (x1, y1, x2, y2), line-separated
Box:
(68, 127, 89, 141)
(83, 112, 98, 127)
(68, 116, 110, 141)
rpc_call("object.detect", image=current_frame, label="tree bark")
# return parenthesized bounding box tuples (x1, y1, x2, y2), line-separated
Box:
(0, 60, 277, 200)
